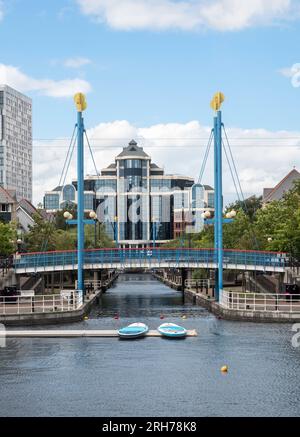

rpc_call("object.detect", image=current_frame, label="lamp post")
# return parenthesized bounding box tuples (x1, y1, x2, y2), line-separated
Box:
(152, 217, 158, 249)
(114, 216, 118, 248)
(89, 210, 97, 247)
(16, 239, 23, 253)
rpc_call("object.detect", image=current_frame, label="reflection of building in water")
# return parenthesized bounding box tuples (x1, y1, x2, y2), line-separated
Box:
(44, 140, 215, 247)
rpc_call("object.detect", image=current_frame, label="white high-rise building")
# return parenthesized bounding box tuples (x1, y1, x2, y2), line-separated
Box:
(0, 85, 32, 201)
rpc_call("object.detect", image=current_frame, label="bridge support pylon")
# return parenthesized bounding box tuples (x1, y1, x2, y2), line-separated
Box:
(211, 93, 225, 302)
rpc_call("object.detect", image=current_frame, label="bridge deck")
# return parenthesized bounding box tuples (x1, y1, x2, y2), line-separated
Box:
(14, 248, 288, 274)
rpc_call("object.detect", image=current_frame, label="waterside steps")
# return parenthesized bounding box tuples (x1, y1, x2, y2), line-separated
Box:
(4, 329, 198, 338)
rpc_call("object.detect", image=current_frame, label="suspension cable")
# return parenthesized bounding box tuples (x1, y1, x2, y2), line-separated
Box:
(222, 125, 260, 249)
(84, 130, 100, 177)
(197, 129, 213, 185)
(39, 125, 78, 254)
(222, 140, 241, 202)
(58, 125, 77, 188)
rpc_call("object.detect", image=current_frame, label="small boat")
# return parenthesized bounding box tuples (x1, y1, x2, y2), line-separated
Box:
(158, 323, 187, 339)
(118, 323, 149, 339)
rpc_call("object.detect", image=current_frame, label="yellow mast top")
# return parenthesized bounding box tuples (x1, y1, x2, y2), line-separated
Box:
(74, 93, 87, 112)
(210, 92, 225, 111)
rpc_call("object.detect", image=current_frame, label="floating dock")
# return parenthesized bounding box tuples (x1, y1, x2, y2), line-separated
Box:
(4, 329, 198, 338)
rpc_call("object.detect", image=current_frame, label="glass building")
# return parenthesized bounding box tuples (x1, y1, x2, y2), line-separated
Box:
(0, 85, 32, 201)
(44, 140, 215, 247)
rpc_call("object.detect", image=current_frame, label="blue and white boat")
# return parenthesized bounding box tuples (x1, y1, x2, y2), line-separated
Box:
(158, 323, 187, 339)
(118, 322, 149, 339)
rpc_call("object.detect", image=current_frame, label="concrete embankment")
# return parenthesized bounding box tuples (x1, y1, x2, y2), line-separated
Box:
(152, 272, 182, 291)
(0, 273, 118, 327)
(184, 289, 300, 323)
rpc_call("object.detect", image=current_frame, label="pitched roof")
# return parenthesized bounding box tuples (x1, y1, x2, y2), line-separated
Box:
(17, 198, 38, 217)
(264, 169, 300, 202)
(116, 140, 150, 159)
(0, 187, 16, 204)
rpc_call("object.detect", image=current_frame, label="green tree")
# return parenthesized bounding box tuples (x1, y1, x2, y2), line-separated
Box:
(226, 196, 262, 220)
(0, 222, 16, 256)
(24, 214, 57, 252)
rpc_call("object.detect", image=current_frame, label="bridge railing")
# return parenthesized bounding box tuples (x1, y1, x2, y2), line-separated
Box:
(221, 290, 300, 313)
(0, 291, 82, 315)
(14, 248, 288, 270)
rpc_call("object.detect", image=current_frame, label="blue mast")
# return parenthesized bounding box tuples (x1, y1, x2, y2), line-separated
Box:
(216, 110, 223, 300)
(211, 93, 225, 302)
(74, 93, 87, 298)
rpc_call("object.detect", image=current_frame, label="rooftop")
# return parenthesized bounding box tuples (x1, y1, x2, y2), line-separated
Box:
(116, 140, 150, 159)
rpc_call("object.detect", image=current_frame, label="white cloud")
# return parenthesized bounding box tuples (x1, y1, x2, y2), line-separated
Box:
(76, 0, 297, 31)
(0, 64, 91, 97)
(64, 57, 92, 69)
(279, 63, 300, 87)
(33, 119, 300, 206)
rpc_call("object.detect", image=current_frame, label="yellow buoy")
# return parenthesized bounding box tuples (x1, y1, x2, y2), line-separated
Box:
(221, 365, 228, 373)
(83, 316, 89, 321)
(182, 315, 187, 320)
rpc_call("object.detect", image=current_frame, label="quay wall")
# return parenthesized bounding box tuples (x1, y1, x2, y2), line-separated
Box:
(0, 273, 118, 327)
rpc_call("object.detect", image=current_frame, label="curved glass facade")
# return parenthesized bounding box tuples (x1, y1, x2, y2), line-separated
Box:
(43, 141, 213, 246)
(62, 184, 76, 202)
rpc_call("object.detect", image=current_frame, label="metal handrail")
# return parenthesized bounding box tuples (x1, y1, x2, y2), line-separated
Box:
(14, 248, 288, 271)
(221, 290, 300, 313)
(0, 291, 82, 315)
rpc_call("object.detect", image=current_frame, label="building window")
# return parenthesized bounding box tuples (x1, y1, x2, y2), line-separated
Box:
(151, 179, 172, 190)
(62, 184, 76, 202)
(94, 179, 116, 192)
(191, 184, 204, 208)
(84, 193, 95, 211)
(44, 194, 60, 210)
(208, 192, 214, 208)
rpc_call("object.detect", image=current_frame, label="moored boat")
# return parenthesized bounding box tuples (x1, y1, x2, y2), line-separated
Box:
(158, 323, 187, 339)
(118, 322, 149, 339)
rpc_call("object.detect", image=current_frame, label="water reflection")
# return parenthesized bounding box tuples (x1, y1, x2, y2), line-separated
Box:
(0, 273, 300, 417)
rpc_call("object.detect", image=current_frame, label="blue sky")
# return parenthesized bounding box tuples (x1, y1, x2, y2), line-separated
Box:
(0, 0, 300, 204)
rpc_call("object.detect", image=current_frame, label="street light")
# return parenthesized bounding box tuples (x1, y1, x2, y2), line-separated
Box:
(226, 210, 237, 219)
(89, 211, 97, 247)
(152, 217, 158, 249)
(16, 238, 23, 253)
(114, 216, 118, 248)
(64, 211, 71, 219)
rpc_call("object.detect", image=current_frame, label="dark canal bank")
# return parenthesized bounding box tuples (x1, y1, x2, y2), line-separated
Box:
(0, 273, 300, 417)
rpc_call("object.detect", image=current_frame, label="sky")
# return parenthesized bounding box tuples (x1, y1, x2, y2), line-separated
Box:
(0, 0, 300, 205)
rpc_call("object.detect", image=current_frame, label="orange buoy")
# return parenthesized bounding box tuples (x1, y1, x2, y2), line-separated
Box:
(221, 365, 228, 373)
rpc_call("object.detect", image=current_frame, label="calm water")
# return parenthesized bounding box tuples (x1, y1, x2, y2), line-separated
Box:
(0, 273, 300, 417)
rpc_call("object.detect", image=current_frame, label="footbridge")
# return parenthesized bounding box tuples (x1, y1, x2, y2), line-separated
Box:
(14, 248, 288, 275)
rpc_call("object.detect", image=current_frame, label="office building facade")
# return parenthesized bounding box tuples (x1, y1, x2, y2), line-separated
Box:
(44, 141, 214, 247)
(0, 85, 32, 201)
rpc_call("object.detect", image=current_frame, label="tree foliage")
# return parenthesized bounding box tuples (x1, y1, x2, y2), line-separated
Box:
(166, 183, 300, 259)
(0, 222, 16, 256)
(24, 213, 115, 253)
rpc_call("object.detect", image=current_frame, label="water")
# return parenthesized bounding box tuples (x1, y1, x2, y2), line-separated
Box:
(0, 273, 300, 417)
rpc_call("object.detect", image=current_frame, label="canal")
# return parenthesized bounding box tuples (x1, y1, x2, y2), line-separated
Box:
(0, 273, 300, 417)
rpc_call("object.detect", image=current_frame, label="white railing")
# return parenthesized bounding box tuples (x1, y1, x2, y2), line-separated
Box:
(84, 280, 103, 291)
(221, 290, 300, 313)
(0, 291, 82, 315)
(185, 279, 211, 290)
